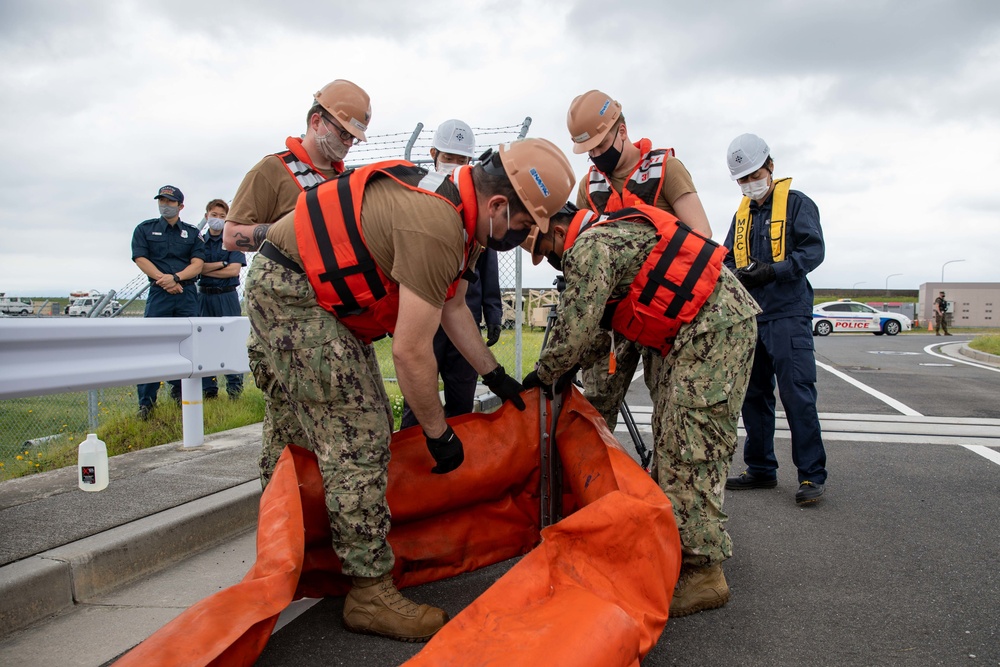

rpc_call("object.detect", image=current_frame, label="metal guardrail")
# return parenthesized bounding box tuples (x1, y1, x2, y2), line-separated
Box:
(0, 317, 251, 447)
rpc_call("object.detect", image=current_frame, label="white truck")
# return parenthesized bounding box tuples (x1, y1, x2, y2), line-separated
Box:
(0, 294, 34, 316)
(66, 293, 122, 317)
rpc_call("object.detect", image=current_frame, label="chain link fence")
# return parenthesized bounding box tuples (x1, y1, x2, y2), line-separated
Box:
(2, 119, 562, 470)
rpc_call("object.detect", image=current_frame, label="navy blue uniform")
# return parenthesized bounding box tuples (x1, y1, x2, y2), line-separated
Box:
(199, 232, 247, 397)
(131, 217, 205, 407)
(723, 188, 827, 485)
(400, 249, 504, 429)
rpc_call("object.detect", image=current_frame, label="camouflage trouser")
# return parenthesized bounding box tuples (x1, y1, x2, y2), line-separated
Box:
(247, 334, 309, 488)
(648, 315, 757, 568)
(245, 253, 395, 578)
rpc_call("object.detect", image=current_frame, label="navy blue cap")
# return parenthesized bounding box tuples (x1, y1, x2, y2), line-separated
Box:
(154, 185, 184, 203)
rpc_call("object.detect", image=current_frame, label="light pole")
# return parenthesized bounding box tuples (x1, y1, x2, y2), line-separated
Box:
(885, 273, 902, 296)
(941, 259, 965, 282)
(852, 281, 866, 290)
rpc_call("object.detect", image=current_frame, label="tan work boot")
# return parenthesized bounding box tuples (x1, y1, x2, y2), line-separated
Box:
(342, 573, 448, 642)
(669, 564, 730, 618)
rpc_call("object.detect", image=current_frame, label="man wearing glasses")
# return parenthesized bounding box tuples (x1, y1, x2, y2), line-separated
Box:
(222, 79, 371, 496)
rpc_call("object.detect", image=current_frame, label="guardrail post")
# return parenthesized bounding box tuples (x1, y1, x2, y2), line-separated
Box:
(181, 378, 204, 447)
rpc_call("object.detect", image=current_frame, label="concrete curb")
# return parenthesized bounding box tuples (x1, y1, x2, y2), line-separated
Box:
(0, 480, 260, 638)
(958, 343, 1000, 366)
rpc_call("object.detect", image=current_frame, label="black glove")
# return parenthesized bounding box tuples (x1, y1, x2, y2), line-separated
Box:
(481, 366, 526, 410)
(486, 323, 502, 347)
(522, 366, 579, 399)
(424, 425, 464, 474)
(736, 258, 776, 290)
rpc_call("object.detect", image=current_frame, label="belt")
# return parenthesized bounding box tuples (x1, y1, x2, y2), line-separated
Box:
(259, 241, 304, 274)
(199, 285, 238, 295)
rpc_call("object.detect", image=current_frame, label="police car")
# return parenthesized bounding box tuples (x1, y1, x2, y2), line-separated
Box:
(812, 300, 912, 336)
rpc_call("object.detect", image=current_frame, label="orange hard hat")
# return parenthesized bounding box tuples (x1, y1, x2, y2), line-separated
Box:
(314, 79, 372, 142)
(497, 138, 575, 232)
(567, 90, 622, 154)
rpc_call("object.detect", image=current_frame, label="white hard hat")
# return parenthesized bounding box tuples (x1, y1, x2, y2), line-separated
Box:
(432, 119, 476, 158)
(727, 133, 770, 180)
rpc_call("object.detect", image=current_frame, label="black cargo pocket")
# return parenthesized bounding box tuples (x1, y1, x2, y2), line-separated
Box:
(790, 335, 817, 384)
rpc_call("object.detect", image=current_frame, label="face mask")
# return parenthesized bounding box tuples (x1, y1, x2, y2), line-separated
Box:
(159, 203, 180, 219)
(316, 121, 350, 162)
(740, 176, 771, 201)
(546, 251, 562, 272)
(486, 204, 531, 251)
(207, 217, 225, 232)
(591, 133, 622, 175)
(436, 162, 458, 175)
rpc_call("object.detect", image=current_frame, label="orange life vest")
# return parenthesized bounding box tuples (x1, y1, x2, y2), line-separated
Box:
(564, 204, 727, 355)
(584, 139, 675, 214)
(273, 136, 343, 191)
(294, 162, 478, 343)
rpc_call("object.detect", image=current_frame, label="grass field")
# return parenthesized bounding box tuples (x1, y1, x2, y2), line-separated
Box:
(0, 328, 548, 480)
(969, 334, 1000, 356)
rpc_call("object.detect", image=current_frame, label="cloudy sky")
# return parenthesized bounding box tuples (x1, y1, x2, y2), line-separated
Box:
(2, 0, 998, 297)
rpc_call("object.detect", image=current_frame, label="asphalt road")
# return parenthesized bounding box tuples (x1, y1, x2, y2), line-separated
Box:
(253, 333, 1000, 666)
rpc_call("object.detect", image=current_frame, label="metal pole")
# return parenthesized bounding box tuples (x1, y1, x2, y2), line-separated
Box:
(115, 283, 150, 317)
(180, 377, 204, 448)
(516, 116, 533, 139)
(941, 259, 965, 282)
(403, 122, 424, 162)
(884, 273, 902, 296)
(87, 389, 99, 430)
(514, 252, 524, 381)
(852, 281, 865, 290)
(87, 290, 117, 318)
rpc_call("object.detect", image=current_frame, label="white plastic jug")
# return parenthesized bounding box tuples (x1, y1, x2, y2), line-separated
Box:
(78, 433, 109, 492)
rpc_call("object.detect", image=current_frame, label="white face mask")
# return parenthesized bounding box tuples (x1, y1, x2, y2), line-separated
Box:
(206, 217, 225, 232)
(436, 162, 459, 175)
(740, 176, 771, 201)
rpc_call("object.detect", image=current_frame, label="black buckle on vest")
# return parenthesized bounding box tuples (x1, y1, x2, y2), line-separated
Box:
(637, 222, 717, 319)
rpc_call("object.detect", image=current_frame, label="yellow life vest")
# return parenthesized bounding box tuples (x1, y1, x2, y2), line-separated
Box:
(733, 177, 792, 269)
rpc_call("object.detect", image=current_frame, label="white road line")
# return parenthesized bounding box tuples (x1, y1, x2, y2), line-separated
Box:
(922, 343, 1000, 373)
(815, 360, 923, 416)
(273, 597, 323, 633)
(963, 445, 1000, 466)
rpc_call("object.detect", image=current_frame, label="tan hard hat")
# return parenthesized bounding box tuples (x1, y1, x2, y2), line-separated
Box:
(567, 90, 622, 154)
(497, 138, 575, 233)
(314, 79, 372, 142)
(519, 226, 544, 265)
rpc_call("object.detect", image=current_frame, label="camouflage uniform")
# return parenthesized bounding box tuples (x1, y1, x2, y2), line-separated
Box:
(245, 254, 395, 578)
(536, 222, 761, 567)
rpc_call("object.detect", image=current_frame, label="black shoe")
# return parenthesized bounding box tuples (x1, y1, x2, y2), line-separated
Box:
(138, 405, 152, 421)
(795, 481, 825, 505)
(726, 470, 778, 490)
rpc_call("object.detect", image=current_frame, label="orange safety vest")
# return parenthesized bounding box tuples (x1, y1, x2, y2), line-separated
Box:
(294, 162, 479, 343)
(584, 139, 675, 214)
(564, 204, 727, 355)
(273, 136, 343, 191)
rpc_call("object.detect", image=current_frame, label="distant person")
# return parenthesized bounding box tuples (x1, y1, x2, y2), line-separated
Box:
(721, 134, 828, 505)
(131, 185, 205, 419)
(400, 120, 504, 429)
(198, 199, 247, 399)
(934, 291, 951, 336)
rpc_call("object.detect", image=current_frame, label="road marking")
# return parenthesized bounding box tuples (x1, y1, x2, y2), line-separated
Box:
(815, 360, 922, 416)
(964, 445, 1000, 466)
(273, 597, 323, 633)
(923, 343, 1000, 374)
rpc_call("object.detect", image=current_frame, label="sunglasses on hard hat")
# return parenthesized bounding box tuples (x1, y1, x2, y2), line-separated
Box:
(322, 114, 360, 145)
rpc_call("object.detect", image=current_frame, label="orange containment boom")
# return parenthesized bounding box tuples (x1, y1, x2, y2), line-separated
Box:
(114, 387, 681, 667)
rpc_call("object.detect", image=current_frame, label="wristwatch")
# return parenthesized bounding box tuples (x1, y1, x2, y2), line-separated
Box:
(222, 261, 230, 268)
(172, 273, 181, 283)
